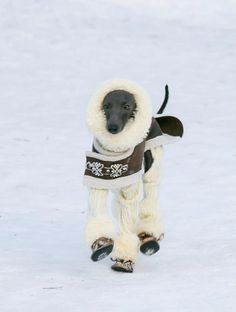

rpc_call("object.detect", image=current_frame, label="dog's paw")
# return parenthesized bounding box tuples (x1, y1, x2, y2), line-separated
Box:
(111, 258, 134, 273)
(91, 237, 114, 262)
(138, 232, 163, 256)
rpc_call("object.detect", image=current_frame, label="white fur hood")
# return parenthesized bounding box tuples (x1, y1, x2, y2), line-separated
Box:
(86, 79, 153, 152)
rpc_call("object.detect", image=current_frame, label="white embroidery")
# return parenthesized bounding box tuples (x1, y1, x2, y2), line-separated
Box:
(86, 161, 104, 176)
(110, 164, 128, 178)
(86, 161, 128, 178)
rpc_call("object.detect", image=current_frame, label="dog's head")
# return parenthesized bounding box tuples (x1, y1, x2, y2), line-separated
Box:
(86, 80, 152, 152)
(102, 90, 137, 134)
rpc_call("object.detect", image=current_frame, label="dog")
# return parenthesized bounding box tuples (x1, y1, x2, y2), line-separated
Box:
(83, 80, 183, 272)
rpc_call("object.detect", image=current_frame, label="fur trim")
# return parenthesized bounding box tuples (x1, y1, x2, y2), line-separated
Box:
(112, 233, 139, 262)
(85, 217, 115, 246)
(136, 212, 164, 240)
(86, 79, 153, 152)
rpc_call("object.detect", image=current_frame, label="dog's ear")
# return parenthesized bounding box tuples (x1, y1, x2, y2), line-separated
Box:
(156, 116, 184, 138)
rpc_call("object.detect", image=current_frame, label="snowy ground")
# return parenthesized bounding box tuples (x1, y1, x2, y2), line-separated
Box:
(0, 0, 236, 311)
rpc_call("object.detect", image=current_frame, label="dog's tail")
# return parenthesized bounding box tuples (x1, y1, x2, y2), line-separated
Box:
(157, 85, 169, 114)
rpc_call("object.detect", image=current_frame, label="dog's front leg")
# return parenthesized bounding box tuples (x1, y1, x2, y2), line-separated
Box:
(111, 181, 142, 272)
(137, 146, 164, 254)
(85, 188, 115, 261)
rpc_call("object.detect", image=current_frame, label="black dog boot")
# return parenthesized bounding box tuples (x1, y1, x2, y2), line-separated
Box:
(111, 258, 134, 273)
(91, 237, 114, 262)
(138, 232, 161, 256)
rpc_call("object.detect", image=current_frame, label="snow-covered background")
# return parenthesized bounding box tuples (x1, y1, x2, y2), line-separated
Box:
(0, 0, 236, 311)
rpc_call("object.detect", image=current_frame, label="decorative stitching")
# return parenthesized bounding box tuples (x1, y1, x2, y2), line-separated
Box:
(86, 161, 128, 178)
(86, 161, 104, 176)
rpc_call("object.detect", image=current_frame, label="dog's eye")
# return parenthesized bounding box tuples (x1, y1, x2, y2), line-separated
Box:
(122, 102, 130, 110)
(103, 102, 111, 110)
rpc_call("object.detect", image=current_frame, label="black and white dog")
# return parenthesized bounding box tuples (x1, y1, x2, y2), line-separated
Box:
(84, 80, 183, 273)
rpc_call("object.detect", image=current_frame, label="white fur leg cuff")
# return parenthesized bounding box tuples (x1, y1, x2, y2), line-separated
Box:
(136, 217, 164, 241)
(85, 217, 115, 246)
(112, 233, 139, 262)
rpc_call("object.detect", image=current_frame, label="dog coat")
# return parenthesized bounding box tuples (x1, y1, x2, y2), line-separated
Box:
(84, 115, 183, 189)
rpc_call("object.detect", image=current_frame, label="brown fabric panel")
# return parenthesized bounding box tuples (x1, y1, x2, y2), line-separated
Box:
(85, 141, 145, 180)
(144, 149, 154, 173)
(156, 116, 184, 137)
(127, 141, 145, 174)
(146, 118, 162, 140)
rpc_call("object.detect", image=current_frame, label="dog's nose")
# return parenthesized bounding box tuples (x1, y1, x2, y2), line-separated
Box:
(108, 124, 119, 134)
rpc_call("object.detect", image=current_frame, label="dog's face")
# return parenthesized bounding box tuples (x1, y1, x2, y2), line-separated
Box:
(102, 90, 137, 134)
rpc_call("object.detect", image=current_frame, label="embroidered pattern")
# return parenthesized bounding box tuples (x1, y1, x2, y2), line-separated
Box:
(110, 164, 128, 178)
(86, 162, 104, 176)
(86, 161, 128, 178)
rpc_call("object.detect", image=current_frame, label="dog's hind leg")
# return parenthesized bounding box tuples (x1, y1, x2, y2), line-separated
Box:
(111, 181, 142, 272)
(137, 146, 164, 255)
(85, 188, 115, 261)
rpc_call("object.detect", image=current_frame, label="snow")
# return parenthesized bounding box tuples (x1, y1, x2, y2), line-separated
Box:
(0, 0, 236, 311)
